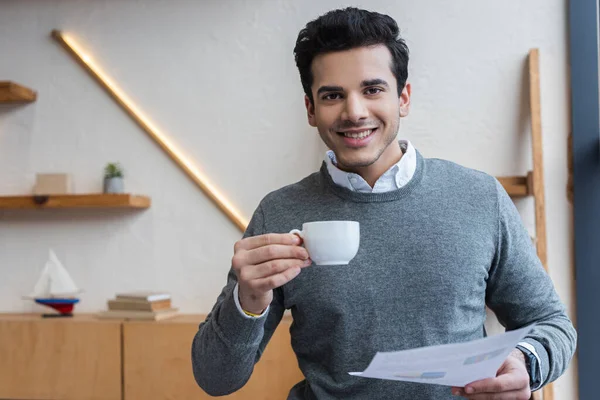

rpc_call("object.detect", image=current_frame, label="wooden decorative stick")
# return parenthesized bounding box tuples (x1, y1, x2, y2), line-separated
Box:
(528, 48, 553, 400)
(51, 30, 248, 232)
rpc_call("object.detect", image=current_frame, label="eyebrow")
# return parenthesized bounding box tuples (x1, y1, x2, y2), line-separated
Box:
(361, 79, 389, 88)
(316, 85, 343, 95)
(316, 79, 390, 95)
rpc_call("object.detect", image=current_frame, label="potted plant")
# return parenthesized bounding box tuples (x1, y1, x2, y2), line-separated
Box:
(103, 162, 124, 194)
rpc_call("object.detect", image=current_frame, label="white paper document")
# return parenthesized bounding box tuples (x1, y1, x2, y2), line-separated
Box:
(349, 325, 535, 387)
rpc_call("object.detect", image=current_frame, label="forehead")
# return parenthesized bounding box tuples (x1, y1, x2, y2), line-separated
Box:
(310, 45, 396, 88)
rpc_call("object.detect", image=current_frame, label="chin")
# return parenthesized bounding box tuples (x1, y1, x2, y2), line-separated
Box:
(336, 153, 379, 169)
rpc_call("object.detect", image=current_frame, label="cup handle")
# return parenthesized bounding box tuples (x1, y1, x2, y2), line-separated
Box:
(289, 229, 303, 239)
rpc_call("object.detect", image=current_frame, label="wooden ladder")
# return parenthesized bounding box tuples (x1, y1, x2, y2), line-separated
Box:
(497, 48, 552, 400)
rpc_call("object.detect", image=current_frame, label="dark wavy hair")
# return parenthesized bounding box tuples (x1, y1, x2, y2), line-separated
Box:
(294, 7, 409, 104)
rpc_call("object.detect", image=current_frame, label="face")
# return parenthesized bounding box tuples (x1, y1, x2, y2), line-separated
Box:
(305, 45, 411, 179)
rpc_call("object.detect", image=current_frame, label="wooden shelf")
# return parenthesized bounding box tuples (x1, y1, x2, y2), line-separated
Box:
(497, 172, 533, 197)
(0, 194, 150, 209)
(0, 81, 37, 103)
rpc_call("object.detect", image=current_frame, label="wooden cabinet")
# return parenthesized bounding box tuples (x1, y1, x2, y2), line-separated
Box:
(123, 314, 303, 400)
(0, 314, 122, 400)
(0, 313, 303, 400)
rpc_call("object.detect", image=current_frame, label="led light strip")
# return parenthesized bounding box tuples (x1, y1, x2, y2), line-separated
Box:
(51, 30, 248, 232)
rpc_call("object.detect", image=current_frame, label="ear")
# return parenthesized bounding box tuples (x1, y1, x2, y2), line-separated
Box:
(305, 95, 317, 127)
(399, 83, 411, 118)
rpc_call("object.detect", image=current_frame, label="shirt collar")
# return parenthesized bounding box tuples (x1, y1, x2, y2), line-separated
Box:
(324, 140, 417, 193)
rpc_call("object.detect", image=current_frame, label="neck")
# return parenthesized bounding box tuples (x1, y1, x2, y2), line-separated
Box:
(321, 148, 424, 203)
(342, 141, 404, 187)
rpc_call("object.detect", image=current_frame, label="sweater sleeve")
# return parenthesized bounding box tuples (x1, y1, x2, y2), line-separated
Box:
(485, 179, 577, 389)
(190, 203, 286, 396)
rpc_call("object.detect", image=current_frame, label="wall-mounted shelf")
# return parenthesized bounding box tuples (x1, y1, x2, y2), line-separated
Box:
(0, 194, 150, 209)
(0, 81, 37, 103)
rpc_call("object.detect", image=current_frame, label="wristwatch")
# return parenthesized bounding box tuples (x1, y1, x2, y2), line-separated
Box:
(517, 346, 541, 390)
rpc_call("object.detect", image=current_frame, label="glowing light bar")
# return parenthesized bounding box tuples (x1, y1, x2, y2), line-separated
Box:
(51, 30, 248, 232)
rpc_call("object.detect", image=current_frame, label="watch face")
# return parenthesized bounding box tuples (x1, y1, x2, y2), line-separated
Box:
(522, 350, 540, 389)
(525, 356, 534, 386)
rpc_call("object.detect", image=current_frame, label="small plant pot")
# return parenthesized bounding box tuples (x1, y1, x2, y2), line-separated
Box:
(103, 177, 124, 194)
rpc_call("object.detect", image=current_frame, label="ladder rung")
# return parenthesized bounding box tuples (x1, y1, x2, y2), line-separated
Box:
(497, 174, 533, 197)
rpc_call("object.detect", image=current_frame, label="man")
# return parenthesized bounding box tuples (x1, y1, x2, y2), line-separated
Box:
(191, 7, 576, 400)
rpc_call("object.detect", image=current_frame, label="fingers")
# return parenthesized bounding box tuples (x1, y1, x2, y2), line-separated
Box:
(454, 389, 530, 399)
(234, 233, 302, 252)
(451, 372, 531, 399)
(450, 352, 530, 399)
(240, 258, 312, 281)
(465, 369, 529, 394)
(232, 233, 311, 298)
(249, 265, 304, 292)
(239, 244, 309, 266)
(466, 376, 521, 394)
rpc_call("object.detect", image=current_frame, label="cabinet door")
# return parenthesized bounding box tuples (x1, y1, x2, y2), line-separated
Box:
(123, 315, 304, 400)
(0, 314, 122, 400)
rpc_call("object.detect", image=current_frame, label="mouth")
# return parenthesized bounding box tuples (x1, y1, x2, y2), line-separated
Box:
(336, 127, 378, 147)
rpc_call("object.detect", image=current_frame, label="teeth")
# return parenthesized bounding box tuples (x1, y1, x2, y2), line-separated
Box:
(343, 129, 373, 139)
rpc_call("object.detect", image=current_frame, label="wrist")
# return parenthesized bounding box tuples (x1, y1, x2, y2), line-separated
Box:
(240, 302, 266, 316)
(510, 348, 527, 365)
(512, 347, 535, 390)
(238, 287, 268, 315)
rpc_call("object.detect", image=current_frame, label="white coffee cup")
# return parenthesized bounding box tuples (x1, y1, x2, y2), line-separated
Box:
(289, 221, 360, 265)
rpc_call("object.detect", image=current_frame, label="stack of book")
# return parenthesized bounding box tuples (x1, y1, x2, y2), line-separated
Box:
(97, 291, 178, 321)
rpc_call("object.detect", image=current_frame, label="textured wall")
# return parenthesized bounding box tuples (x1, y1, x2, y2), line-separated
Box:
(0, 0, 576, 397)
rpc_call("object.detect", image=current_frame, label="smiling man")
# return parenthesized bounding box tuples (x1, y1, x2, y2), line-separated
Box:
(308, 46, 409, 187)
(191, 7, 576, 400)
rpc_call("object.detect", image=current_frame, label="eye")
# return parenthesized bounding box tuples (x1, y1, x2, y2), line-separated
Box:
(322, 93, 342, 101)
(365, 87, 383, 95)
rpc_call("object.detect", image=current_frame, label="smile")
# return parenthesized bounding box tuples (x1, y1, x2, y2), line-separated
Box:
(338, 128, 377, 139)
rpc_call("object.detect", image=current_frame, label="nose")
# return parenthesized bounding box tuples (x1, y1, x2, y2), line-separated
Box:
(341, 93, 369, 123)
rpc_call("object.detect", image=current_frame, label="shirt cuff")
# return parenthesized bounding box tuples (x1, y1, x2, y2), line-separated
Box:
(517, 341, 543, 391)
(233, 283, 270, 319)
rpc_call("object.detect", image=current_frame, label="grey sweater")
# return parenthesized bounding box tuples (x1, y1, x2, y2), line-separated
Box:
(191, 150, 576, 399)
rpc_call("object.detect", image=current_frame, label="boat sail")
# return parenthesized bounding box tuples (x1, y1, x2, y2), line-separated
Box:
(24, 249, 81, 316)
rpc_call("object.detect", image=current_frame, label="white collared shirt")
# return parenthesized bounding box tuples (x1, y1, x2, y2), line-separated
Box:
(325, 139, 416, 192)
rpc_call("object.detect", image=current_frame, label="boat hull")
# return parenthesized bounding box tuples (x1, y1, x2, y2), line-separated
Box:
(34, 298, 79, 315)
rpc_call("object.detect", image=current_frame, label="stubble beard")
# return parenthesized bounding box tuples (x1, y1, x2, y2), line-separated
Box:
(329, 116, 400, 170)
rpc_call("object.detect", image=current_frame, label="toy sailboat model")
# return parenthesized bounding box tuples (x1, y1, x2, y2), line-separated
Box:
(24, 249, 81, 317)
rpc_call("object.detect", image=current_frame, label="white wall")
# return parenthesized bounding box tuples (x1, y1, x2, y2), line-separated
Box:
(0, 0, 577, 398)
